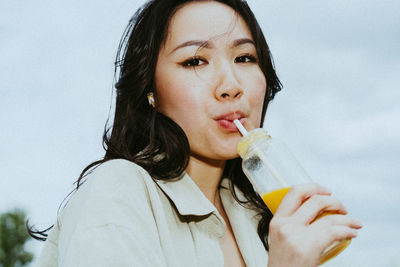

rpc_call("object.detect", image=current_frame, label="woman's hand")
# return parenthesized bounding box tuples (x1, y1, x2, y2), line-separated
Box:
(267, 183, 363, 267)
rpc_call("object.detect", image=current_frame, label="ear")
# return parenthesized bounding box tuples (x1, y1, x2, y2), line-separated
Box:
(147, 92, 155, 107)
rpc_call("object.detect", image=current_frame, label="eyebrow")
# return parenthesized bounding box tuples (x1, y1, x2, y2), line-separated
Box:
(232, 38, 255, 48)
(169, 38, 255, 55)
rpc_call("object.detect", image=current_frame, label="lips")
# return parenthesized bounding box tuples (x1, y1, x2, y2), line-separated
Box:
(215, 112, 246, 132)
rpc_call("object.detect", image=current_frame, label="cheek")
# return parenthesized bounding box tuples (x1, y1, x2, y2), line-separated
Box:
(156, 75, 203, 125)
(250, 74, 267, 107)
(247, 73, 267, 125)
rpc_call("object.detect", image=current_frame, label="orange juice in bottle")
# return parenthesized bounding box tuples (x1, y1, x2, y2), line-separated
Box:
(233, 120, 351, 265)
(261, 187, 291, 214)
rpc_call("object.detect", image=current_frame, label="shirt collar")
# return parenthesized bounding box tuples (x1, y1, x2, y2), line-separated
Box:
(219, 178, 268, 267)
(155, 174, 268, 266)
(153, 172, 218, 216)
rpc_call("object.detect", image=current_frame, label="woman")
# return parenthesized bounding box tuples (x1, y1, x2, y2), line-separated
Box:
(33, 0, 362, 266)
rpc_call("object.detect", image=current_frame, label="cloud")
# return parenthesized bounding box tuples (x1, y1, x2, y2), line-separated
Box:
(1, 1, 398, 266)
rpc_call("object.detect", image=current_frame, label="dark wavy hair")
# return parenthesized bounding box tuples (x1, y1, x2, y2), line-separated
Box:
(28, 0, 282, 250)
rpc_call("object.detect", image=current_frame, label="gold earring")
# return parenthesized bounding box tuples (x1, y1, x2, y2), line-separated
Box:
(147, 92, 155, 107)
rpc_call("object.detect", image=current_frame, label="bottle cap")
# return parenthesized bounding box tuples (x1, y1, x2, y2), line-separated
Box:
(237, 128, 270, 157)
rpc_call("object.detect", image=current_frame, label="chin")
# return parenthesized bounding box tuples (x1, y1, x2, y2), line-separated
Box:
(216, 139, 241, 159)
(215, 149, 240, 161)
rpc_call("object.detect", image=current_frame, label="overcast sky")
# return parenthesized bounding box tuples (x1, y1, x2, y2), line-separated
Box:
(1, 0, 399, 266)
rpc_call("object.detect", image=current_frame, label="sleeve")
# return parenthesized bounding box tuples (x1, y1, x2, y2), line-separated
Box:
(57, 159, 167, 267)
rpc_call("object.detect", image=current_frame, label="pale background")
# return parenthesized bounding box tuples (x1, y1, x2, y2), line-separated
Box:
(1, 0, 399, 266)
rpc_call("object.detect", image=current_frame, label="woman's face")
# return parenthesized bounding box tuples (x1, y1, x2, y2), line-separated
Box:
(155, 1, 266, 162)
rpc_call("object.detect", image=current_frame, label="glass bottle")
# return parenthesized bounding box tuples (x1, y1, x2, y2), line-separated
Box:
(236, 126, 351, 265)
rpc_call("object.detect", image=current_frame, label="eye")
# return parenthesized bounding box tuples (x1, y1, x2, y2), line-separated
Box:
(181, 56, 207, 67)
(235, 54, 257, 63)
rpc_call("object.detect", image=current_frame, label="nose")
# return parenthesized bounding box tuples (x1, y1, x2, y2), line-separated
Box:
(215, 63, 243, 101)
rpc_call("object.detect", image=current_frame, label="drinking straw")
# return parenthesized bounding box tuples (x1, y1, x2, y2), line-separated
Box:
(233, 119, 248, 136)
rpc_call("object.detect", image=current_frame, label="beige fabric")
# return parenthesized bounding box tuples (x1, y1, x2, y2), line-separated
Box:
(36, 159, 268, 267)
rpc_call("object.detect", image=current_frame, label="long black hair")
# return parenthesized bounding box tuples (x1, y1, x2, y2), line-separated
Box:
(29, 0, 282, 250)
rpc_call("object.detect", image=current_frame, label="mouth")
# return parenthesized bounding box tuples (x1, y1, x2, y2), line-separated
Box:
(215, 111, 246, 132)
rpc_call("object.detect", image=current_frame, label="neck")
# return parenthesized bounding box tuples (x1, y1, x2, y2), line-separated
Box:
(186, 155, 226, 205)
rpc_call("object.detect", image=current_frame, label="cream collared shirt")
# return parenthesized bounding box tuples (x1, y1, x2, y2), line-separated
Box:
(36, 159, 268, 266)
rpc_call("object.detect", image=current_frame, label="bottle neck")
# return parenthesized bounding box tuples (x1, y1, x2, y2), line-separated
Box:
(237, 128, 270, 158)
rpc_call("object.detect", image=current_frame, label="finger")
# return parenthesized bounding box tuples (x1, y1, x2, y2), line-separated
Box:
(317, 225, 359, 252)
(312, 215, 363, 258)
(313, 214, 363, 229)
(293, 195, 347, 224)
(275, 183, 332, 217)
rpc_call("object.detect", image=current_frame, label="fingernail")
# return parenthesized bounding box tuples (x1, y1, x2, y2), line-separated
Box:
(322, 186, 332, 194)
(352, 230, 358, 238)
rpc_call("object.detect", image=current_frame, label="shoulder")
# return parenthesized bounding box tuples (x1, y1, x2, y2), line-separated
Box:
(54, 160, 169, 266)
(76, 158, 155, 202)
(60, 159, 157, 228)
(77, 159, 156, 198)
(85, 158, 151, 186)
